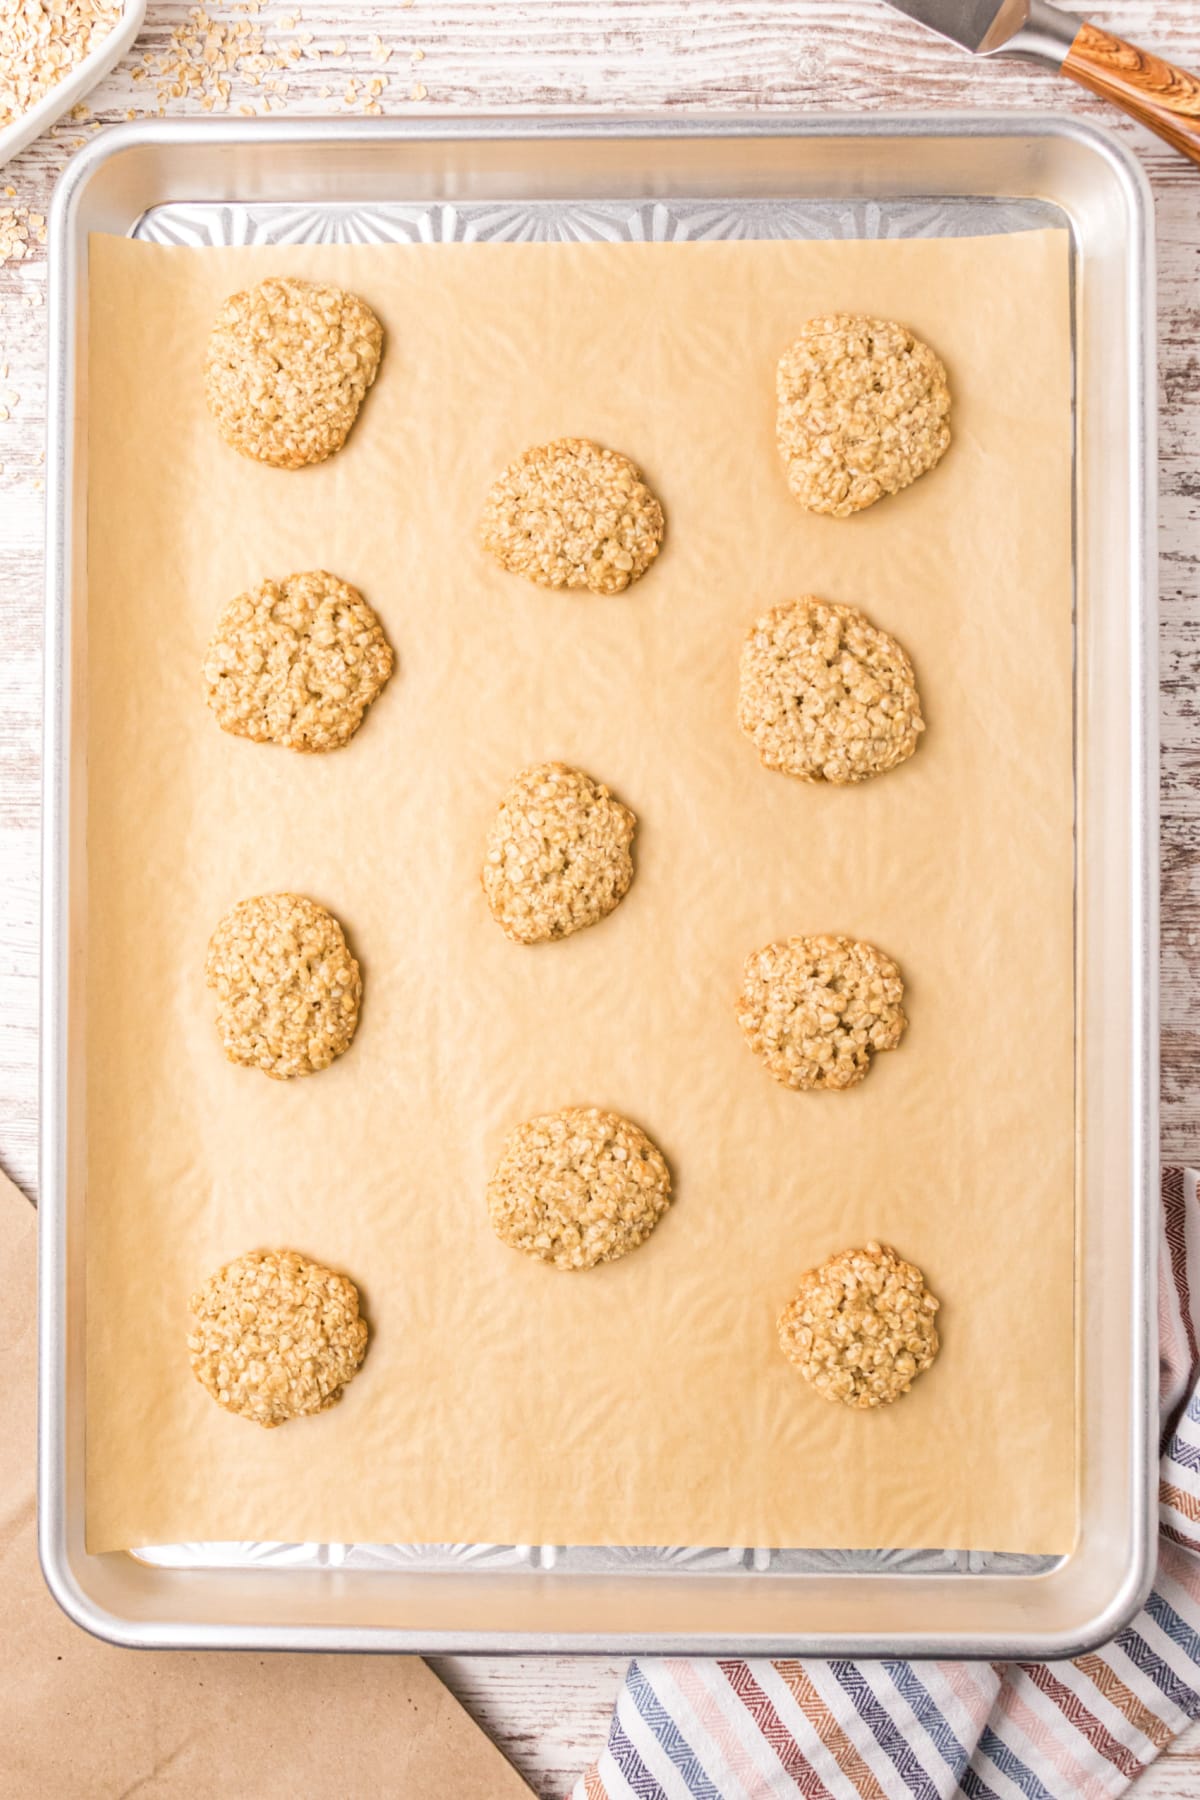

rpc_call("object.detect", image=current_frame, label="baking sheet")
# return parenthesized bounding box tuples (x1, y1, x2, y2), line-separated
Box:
(84, 227, 1075, 1555)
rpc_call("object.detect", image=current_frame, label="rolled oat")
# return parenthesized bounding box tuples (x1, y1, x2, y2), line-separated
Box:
(0, 0, 120, 130)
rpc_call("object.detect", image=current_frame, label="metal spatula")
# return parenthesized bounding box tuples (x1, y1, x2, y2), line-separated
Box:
(883, 0, 1200, 166)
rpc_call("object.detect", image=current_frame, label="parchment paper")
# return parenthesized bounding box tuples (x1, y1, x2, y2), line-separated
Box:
(85, 227, 1075, 1554)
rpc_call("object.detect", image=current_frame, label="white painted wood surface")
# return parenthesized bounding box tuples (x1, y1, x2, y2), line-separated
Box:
(3, 3, 1200, 1793)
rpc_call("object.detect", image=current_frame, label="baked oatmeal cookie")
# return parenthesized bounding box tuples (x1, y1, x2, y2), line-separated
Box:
(204, 276, 383, 469)
(736, 934, 906, 1091)
(188, 1248, 369, 1427)
(205, 893, 362, 1080)
(480, 438, 664, 594)
(203, 569, 393, 753)
(738, 597, 924, 783)
(777, 1241, 940, 1408)
(482, 762, 636, 943)
(776, 315, 951, 517)
(487, 1106, 671, 1270)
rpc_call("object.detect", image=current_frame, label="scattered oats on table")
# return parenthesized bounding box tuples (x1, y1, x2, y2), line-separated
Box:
(188, 1248, 369, 1428)
(736, 933, 907, 1091)
(777, 1241, 940, 1408)
(482, 761, 637, 944)
(0, 203, 45, 267)
(738, 596, 924, 784)
(204, 276, 383, 469)
(153, 7, 300, 118)
(0, 0, 121, 130)
(487, 1106, 671, 1271)
(480, 437, 665, 595)
(776, 315, 951, 517)
(203, 568, 393, 753)
(205, 892, 362, 1080)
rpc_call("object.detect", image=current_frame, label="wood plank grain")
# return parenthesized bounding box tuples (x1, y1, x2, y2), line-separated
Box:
(430, 1655, 624, 1797)
(1132, 1720, 1200, 1800)
(5, 5, 1200, 1793)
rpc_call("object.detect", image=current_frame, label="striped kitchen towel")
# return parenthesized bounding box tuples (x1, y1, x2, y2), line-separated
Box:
(573, 1168, 1200, 1800)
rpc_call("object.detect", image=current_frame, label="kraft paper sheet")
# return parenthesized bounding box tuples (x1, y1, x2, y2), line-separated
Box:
(84, 228, 1075, 1554)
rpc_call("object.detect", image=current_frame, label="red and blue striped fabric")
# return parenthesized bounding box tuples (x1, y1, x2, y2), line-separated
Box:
(573, 1168, 1200, 1800)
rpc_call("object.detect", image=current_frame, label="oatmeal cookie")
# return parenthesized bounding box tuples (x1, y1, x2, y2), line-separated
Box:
(188, 1248, 369, 1428)
(206, 893, 362, 1080)
(205, 276, 383, 469)
(482, 762, 636, 944)
(777, 1241, 940, 1408)
(738, 597, 924, 783)
(487, 1106, 671, 1270)
(776, 315, 951, 517)
(203, 569, 393, 753)
(480, 438, 665, 594)
(736, 934, 906, 1091)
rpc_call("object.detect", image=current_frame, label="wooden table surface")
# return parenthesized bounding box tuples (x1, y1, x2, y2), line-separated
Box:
(3, 2, 1200, 1793)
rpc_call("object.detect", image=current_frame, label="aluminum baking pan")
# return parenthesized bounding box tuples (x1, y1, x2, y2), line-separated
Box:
(41, 113, 1158, 1656)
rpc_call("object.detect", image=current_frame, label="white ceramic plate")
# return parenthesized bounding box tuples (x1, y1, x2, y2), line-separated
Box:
(0, 0, 146, 173)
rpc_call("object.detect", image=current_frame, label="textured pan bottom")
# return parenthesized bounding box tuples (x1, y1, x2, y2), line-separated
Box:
(134, 188, 1066, 1583)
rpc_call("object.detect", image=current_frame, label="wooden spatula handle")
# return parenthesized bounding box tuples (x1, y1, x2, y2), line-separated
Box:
(1063, 21, 1200, 166)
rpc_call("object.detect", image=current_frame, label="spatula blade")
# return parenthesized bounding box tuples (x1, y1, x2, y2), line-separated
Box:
(882, 0, 1032, 56)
